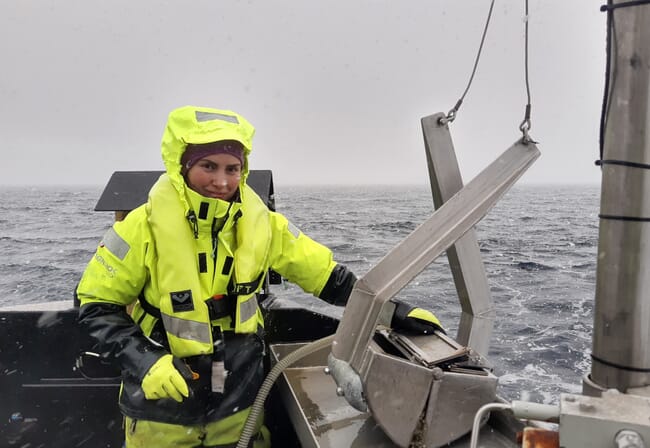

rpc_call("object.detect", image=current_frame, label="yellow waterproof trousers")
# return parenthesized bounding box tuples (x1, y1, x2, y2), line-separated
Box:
(124, 409, 270, 448)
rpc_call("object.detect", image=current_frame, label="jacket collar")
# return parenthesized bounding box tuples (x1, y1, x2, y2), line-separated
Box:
(184, 186, 242, 234)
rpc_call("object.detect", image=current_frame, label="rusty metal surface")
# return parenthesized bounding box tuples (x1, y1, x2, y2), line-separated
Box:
(520, 427, 559, 448)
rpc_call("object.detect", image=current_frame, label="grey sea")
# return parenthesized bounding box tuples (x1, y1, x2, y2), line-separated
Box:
(0, 184, 599, 405)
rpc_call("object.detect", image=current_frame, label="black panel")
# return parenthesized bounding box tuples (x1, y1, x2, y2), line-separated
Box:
(262, 306, 339, 343)
(0, 303, 339, 447)
(94, 171, 163, 212)
(246, 169, 275, 211)
(0, 309, 123, 447)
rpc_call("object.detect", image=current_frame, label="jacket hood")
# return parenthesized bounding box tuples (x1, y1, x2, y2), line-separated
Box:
(160, 106, 255, 207)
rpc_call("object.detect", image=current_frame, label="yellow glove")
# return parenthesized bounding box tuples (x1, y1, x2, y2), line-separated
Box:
(390, 299, 445, 335)
(141, 354, 190, 402)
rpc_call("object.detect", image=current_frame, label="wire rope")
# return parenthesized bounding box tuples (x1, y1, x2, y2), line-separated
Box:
(441, 0, 537, 146)
(439, 0, 495, 124)
(518, 0, 535, 143)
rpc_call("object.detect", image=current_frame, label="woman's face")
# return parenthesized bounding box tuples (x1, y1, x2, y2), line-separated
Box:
(186, 153, 242, 201)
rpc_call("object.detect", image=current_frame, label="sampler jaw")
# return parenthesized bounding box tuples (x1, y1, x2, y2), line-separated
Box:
(270, 330, 503, 448)
(355, 329, 498, 447)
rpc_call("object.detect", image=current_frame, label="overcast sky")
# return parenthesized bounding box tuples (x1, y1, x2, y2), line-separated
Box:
(1, 1, 606, 187)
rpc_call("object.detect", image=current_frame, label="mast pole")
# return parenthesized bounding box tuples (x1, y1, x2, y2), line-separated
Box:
(589, 2, 650, 394)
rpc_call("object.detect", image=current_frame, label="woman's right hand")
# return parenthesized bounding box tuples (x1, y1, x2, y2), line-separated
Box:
(141, 354, 190, 402)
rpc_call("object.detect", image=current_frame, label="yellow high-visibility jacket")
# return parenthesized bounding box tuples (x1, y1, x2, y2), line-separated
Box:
(77, 106, 352, 425)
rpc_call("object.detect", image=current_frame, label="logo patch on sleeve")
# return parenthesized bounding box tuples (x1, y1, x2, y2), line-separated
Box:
(170, 290, 194, 312)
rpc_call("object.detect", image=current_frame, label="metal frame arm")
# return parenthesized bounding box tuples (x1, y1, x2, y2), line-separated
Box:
(329, 138, 539, 408)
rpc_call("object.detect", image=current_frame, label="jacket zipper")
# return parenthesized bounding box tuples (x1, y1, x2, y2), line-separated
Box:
(187, 210, 199, 239)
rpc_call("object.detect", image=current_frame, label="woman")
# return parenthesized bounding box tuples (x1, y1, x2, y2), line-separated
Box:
(77, 105, 442, 447)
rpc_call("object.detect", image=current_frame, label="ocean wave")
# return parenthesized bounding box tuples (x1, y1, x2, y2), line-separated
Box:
(0, 235, 99, 245)
(367, 221, 418, 232)
(515, 261, 556, 271)
(568, 261, 595, 270)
